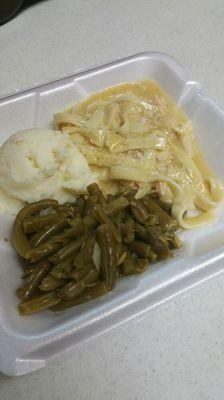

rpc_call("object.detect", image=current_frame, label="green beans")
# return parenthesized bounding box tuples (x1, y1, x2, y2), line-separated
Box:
(74, 196, 86, 216)
(97, 224, 117, 290)
(23, 212, 63, 234)
(128, 241, 157, 261)
(165, 234, 182, 249)
(30, 216, 68, 247)
(19, 292, 61, 315)
(13, 184, 181, 315)
(13, 217, 31, 259)
(84, 196, 97, 216)
(26, 240, 62, 262)
(122, 253, 148, 275)
(60, 202, 77, 218)
(50, 257, 74, 279)
(39, 275, 64, 291)
(53, 219, 85, 241)
(16, 259, 51, 301)
(142, 196, 178, 233)
(135, 259, 148, 273)
(134, 223, 170, 259)
(81, 264, 99, 285)
(57, 281, 86, 300)
(120, 217, 135, 244)
(82, 214, 98, 229)
(112, 209, 125, 225)
(22, 265, 35, 279)
(130, 199, 149, 223)
(66, 218, 86, 237)
(73, 235, 96, 269)
(153, 197, 171, 212)
(49, 236, 86, 264)
(51, 282, 108, 312)
(70, 264, 92, 280)
(143, 227, 171, 259)
(57, 264, 99, 300)
(87, 183, 106, 205)
(13, 199, 59, 258)
(104, 196, 129, 216)
(143, 214, 159, 227)
(92, 204, 122, 243)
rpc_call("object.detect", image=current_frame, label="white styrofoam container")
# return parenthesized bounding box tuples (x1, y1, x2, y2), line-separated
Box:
(1, 52, 224, 376)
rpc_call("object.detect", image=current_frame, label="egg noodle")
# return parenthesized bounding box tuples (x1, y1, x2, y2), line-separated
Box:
(54, 80, 223, 229)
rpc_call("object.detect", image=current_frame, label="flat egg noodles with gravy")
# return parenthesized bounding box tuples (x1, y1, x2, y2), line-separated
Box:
(54, 80, 223, 229)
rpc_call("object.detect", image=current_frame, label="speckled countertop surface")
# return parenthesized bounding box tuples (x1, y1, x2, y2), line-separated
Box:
(1, 0, 224, 399)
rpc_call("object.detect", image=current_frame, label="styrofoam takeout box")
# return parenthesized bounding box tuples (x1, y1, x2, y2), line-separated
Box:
(1, 52, 224, 376)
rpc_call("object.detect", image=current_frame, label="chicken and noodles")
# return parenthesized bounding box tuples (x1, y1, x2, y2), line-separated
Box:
(54, 80, 223, 229)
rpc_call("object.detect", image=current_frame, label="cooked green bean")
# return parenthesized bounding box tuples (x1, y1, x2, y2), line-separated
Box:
(75, 196, 86, 216)
(106, 194, 116, 202)
(135, 223, 161, 241)
(92, 204, 121, 243)
(120, 217, 135, 244)
(57, 280, 85, 300)
(142, 196, 178, 233)
(60, 202, 77, 218)
(115, 242, 125, 264)
(80, 263, 99, 286)
(150, 195, 172, 212)
(143, 214, 159, 227)
(39, 275, 64, 291)
(144, 227, 171, 259)
(30, 215, 68, 247)
(54, 219, 85, 241)
(50, 256, 74, 279)
(120, 186, 137, 201)
(87, 183, 106, 204)
(49, 236, 86, 264)
(112, 209, 126, 226)
(73, 235, 96, 269)
(130, 199, 149, 223)
(104, 196, 129, 216)
(23, 212, 63, 234)
(97, 224, 117, 290)
(122, 253, 148, 275)
(16, 259, 51, 301)
(134, 223, 170, 259)
(57, 264, 99, 300)
(83, 214, 98, 229)
(68, 217, 86, 235)
(13, 199, 58, 258)
(87, 183, 100, 197)
(51, 282, 108, 311)
(117, 250, 128, 266)
(128, 241, 157, 261)
(18, 255, 33, 271)
(19, 292, 61, 315)
(135, 222, 152, 242)
(135, 259, 148, 273)
(26, 240, 62, 262)
(165, 234, 182, 249)
(22, 265, 35, 279)
(84, 196, 97, 216)
(70, 264, 92, 281)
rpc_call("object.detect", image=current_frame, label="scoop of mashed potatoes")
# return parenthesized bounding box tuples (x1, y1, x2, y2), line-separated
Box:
(0, 129, 95, 214)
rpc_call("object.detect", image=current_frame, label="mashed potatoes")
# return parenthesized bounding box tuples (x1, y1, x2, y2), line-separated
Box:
(0, 129, 95, 214)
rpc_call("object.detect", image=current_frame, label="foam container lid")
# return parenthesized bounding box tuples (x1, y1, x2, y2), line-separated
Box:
(0, 52, 224, 376)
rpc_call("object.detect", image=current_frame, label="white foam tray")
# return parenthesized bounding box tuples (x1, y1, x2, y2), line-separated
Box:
(1, 52, 224, 376)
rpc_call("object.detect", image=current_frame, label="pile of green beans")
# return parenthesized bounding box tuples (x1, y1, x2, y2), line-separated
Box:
(12, 184, 181, 316)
